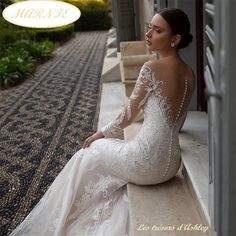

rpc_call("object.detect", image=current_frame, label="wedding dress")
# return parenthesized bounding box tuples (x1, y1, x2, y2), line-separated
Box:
(9, 62, 189, 236)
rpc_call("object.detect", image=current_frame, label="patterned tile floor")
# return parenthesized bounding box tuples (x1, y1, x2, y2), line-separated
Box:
(0, 31, 108, 235)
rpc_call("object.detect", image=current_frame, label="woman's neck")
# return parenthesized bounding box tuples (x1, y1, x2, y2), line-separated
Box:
(157, 49, 180, 60)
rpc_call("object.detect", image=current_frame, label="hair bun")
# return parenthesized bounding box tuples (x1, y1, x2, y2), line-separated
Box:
(178, 33, 193, 49)
(186, 33, 193, 43)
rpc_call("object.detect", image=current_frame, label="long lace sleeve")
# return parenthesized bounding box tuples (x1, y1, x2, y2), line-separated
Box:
(100, 63, 162, 138)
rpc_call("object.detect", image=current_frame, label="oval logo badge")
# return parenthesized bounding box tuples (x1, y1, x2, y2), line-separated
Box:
(2, 0, 81, 28)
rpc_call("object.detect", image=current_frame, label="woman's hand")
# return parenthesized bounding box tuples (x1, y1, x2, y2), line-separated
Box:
(82, 130, 105, 149)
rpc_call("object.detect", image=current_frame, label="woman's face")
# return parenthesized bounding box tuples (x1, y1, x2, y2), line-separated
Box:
(146, 14, 174, 52)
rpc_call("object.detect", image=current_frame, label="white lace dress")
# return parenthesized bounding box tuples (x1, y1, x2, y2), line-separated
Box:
(9, 63, 188, 236)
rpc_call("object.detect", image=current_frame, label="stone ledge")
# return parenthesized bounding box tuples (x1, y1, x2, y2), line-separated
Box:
(127, 170, 210, 236)
(102, 57, 121, 82)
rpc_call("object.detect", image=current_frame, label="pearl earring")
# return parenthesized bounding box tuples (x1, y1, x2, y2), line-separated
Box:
(171, 42, 175, 47)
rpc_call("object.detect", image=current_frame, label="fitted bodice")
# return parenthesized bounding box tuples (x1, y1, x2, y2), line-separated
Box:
(131, 93, 184, 159)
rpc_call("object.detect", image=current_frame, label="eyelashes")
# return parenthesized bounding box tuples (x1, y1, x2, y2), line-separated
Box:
(147, 25, 161, 33)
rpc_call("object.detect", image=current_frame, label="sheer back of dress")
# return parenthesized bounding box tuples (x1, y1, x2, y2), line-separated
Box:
(147, 64, 193, 127)
(101, 63, 194, 138)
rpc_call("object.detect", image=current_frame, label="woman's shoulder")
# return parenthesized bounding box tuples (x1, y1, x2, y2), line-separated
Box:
(143, 59, 163, 70)
(143, 59, 165, 75)
(142, 59, 172, 80)
(144, 58, 195, 81)
(144, 58, 183, 71)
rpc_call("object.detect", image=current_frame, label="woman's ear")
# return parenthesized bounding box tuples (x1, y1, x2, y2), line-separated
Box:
(175, 34, 181, 46)
(171, 34, 181, 47)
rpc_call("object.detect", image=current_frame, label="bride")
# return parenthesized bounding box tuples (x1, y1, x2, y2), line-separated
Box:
(10, 8, 195, 236)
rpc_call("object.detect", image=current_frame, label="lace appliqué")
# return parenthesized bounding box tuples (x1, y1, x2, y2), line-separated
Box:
(133, 65, 163, 107)
(100, 111, 126, 138)
(68, 174, 112, 221)
(67, 174, 115, 235)
(84, 198, 114, 235)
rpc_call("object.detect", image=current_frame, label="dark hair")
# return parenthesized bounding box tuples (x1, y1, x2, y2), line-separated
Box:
(157, 8, 193, 49)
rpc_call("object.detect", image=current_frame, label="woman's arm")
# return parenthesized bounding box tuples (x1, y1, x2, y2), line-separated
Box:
(100, 63, 157, 138)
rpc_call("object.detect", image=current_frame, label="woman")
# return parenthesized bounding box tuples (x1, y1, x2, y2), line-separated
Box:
(10, 8, 195, 236)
